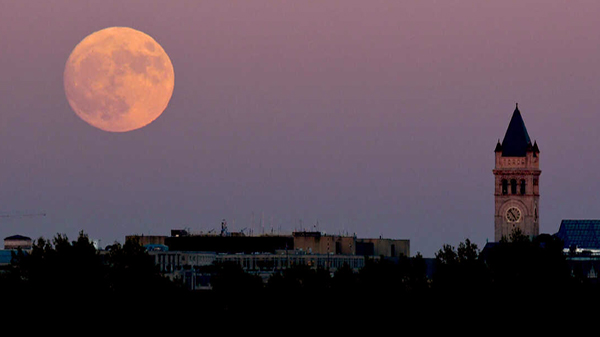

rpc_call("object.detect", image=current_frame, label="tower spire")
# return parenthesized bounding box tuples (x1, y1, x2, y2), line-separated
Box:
(501, 105, 531, 157)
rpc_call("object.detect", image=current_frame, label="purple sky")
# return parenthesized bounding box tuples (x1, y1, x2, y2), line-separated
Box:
(1, 1, 599, 257)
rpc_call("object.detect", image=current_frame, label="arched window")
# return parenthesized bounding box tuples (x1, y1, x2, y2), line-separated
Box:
(510, 179, 517, 194)
(520, 179, 526, 195)
(502, 179, 508, 195)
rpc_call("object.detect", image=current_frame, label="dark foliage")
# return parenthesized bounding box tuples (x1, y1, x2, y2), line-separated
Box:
(0, 232, 183, 305)
(267, 264, 331, 293)
(484, 231, 573, 300)
(264, 264, 333, 312)
(105, 237, 181, 296)
(432, 238, 491, 299)
(430, 229, 588, 309)
(4, 228, 600, 315)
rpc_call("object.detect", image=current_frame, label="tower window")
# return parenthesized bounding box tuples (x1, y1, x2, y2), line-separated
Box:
(501, 179, 508, 195)
(510, 179, 517, 194)
(520, 179, 526, 195)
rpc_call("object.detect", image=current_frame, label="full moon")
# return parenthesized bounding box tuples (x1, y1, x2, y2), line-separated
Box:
(64, 27, 174, 132)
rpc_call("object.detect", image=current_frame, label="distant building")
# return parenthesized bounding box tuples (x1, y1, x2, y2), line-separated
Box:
(125, 235, 167, 247)
(157, 230, 409, 258)
(493, 104, 541, 242)
(0, 250, 16, 270)
(556, 220, 600, 255)
(555, 220, 600, 282)
(4, 235, 32, 250)
(164, 233, 294, 254)
(149, 250, 369, 290)
(292, 231, 355, 255)
(132, 229, 410, 290)
(1, 235, 32, 271)
(356, 237, 409, 258)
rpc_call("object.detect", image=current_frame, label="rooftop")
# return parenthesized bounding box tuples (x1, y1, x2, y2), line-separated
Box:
(556, 220, 600, 251)
(4, 235, 32, 241)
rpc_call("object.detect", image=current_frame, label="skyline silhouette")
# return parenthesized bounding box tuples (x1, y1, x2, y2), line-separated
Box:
(1, 1, 599, 257)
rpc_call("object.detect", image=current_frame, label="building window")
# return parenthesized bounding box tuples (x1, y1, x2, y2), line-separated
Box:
(502, 179, 508, 195)
(510, 179, 517, 194)
(520, 179, 526, 195)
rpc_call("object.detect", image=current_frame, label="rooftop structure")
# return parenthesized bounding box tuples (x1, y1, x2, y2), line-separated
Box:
(555, 220, 600, 255)
(4, 235, 32, 250)
(142, 229, 410, 257)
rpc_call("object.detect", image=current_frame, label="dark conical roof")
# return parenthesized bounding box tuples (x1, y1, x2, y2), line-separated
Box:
(494, 140, 502, 152)
(501, 104, 532, 157)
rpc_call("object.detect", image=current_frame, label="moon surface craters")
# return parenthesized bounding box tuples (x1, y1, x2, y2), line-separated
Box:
(64, 27, 174, 132)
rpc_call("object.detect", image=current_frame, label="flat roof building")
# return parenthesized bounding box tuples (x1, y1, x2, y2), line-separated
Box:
(130, 229, 410, 290)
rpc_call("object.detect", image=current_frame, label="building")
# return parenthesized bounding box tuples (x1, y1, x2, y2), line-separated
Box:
(291, 232, 409, 258)
(164, 234, 294, 254)
(0, 235, 32, 272)
(150, 250, 368, 290)
(554, 220, 600, 282)
(292, 231, 355, 255)
(555, 220, 600, 255)
(154, 230, 409, 258)
(3, 235, 32, 250)
(356, 237, 409, 258)
(125, 235, 166, 247)
(0, 250, 16, 271)
(493, 104, 541, 241)
(131, 229, 410, 289)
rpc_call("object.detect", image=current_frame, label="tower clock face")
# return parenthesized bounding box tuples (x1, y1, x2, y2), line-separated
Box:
(506, 207, 522, 223)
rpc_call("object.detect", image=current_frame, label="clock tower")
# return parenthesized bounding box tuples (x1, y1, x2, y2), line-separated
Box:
(493, 104, 540, 241)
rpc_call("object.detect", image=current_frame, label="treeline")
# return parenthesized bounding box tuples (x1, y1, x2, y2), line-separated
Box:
(1, 230, 598, 313)
(0, 231, 184, 306)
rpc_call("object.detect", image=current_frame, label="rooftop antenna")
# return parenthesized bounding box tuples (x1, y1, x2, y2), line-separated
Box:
(220, 219, 228, 237)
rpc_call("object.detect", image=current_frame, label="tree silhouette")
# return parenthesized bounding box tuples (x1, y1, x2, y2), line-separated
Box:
(7, 232, 108, 301)
(331, 263, 358, 292)
(485, 230, 571, 300)
(106, 236, 181, 297)
(2, 232, 182, 305)
(433, 239, 490, 299)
